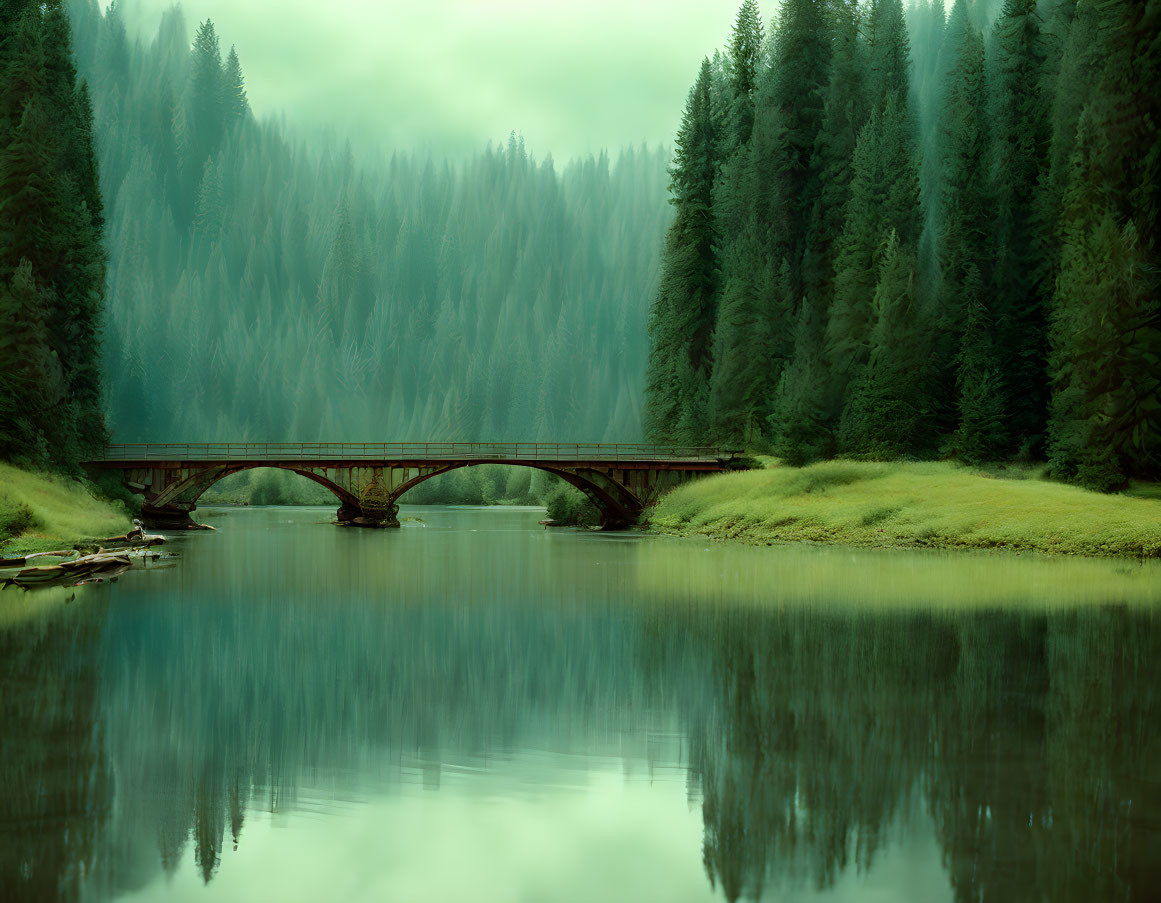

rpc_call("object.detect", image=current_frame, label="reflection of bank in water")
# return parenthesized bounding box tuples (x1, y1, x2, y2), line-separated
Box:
(2, 548, 176, 591)
(0, 587, 112, 903)
(3, 508, 1159, 902)
(635, 535, 1161, 610)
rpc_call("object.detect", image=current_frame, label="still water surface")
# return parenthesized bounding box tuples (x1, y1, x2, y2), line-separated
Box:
(2, 506, 1160, 902)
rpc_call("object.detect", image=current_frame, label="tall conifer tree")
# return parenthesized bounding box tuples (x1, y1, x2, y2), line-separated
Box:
(0, 0, 107, 462)
(988, 0, 1051, 454)
(933, 22, 995, 451)
(645, 59, 721, 443)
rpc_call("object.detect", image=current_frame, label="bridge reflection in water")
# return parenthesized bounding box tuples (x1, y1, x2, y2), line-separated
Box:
(84, 442, 741, 529)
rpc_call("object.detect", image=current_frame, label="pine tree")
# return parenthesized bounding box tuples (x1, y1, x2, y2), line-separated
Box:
(769, 287, 833, 465)
(1048, 110, 1161, 489)
(193, 153, 224, 245)
(826, 91, 920, 391)
(0, 260, 66, 461)
(988, 0, 1051, 455)
(709, 225, 782, 445)
(645, 59, 721, 442)
(709, 0, 830, 448)
(0, 1, 107, 463)
(838, 230, 927, 456)
(187, 20, 224, 193)
(802, 0, 867, 304)
(866, 0, 911, 112)
(751, 0, 830, 302)
(956, 265, 1007, 462)
(725, 0, 763, 151)
(222, 45, 249, 122)
(931, 22, 989, 441)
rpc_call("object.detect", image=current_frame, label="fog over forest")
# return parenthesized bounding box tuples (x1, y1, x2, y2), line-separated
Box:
(67, 0, 1154, 481)
(69, 0, 674, 442)
(111, 0, 746, 161)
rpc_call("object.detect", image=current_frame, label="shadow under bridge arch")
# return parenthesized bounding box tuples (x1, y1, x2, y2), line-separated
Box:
(388, 461, 648, 530)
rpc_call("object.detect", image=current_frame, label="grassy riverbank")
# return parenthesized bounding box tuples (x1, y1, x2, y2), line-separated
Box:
(648, 461, 1161, 558)
(0, 462, 134, 555)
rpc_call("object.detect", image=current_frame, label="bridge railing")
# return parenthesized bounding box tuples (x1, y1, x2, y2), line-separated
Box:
(94, 442, 729, 463)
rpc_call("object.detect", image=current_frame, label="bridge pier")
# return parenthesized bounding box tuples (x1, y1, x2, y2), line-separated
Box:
(84, 445, 740, 534)
(335, 500, 400, 529)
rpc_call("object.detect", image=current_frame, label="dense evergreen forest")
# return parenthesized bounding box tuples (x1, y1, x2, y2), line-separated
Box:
(646, 0, 1160, 491)
(0, 0, 107, 468)
(66, 0, 671, 445)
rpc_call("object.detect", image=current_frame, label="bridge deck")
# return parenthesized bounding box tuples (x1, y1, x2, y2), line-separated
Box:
(89, 442, 731, 467)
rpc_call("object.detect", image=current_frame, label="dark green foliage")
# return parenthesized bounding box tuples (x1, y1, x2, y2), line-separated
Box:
(837, 230, 927, 457)
(645, 0, 1158, 491)
(826, 91, 921, 395)
(645, 58, 721, 443)
(725, 0, 764, 151)
(0, 496, 36, 540)
(956, 266, 1008, 463)
(0, 0, 107, 466)
(710, 0, 831, 446)
(544, 483, 600, 527)
(770, 291, 833, 466)
(988, 0, 1052, 454)
(1046, 1, 1161, 489)
(931, 21, 989, 436)
(709, 230, 782, 446)
(757, 0, 831, 295)
(802, 0, 867, 305)
(1049, 133, 1160, 489)
(867, 0, 912, 108)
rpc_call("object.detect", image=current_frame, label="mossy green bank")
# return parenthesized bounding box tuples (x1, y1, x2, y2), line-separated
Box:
(648, 461, 1161, 559)
(0, 462, 134, 555)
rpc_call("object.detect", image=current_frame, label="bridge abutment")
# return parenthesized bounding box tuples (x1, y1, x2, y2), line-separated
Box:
(85, 445, 740, 533)
(139, 503, 213, 531)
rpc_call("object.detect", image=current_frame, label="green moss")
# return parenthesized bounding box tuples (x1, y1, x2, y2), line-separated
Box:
(649, 460, 1161, 559)
(0, 462, 133, 554)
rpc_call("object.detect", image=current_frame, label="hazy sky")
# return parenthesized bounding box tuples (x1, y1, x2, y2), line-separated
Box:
(118, 0, 749, 161)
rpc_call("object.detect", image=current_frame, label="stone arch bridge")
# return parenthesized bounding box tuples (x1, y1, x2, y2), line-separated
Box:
(85, 443, 741, 530)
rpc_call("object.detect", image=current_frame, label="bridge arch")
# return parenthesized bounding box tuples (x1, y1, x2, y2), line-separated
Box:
(85, 443, 733, 531)
(138, 460, 646, 530)
(140, 463, 362, 529)
(387, 461, 642, 529)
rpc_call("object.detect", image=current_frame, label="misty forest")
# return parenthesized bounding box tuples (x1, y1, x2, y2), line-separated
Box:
(3, 0, 671, 470)
(0, 0, 1153, 493)
(1, 1, 1160, 902)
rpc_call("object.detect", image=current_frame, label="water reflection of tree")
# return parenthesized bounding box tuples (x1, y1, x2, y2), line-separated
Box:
(647, 609, 956, 900)
(649, 605, 1160, 902)
(0, 592, 113, 903)
(4, 581, 1158, 903)
(92, 591, 663, 888)
(928, 608, 1161, 903)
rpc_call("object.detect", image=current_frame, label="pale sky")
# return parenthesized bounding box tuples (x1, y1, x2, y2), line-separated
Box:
(117, 0, 751, 161)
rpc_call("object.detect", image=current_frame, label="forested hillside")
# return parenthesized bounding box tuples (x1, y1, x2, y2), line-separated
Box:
(68, 1, 671, 444)
(646, 0, 1160, 491)
(0, 1, 107, 467)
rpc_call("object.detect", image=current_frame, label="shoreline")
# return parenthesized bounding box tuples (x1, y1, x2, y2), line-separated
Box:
(0, 463, 134, 557)
(645, 461, 1161, 560)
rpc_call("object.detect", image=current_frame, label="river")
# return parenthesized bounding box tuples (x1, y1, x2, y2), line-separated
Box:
(2, 505, 1159, 902)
